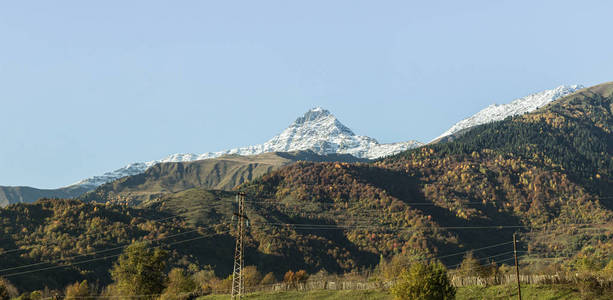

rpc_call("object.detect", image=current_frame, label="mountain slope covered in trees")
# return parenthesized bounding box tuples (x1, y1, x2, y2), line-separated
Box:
(239, 82, 613, 266)
(2, 82, 613, 294)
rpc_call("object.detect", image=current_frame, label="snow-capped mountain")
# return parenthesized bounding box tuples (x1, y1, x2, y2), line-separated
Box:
(434, 85, 583, 141)
(72, 107, 423, 188)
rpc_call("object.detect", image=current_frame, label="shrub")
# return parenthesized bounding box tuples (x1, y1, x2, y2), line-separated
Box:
(390, 261, 455, 300)
(260, 272, 276, 285)
(283, 270, 309, 289)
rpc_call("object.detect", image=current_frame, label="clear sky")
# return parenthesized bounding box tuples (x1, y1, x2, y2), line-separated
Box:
(1, 1, 612, 188)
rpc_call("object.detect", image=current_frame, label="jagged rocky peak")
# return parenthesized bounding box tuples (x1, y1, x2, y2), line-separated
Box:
(289, 107, 354, 135)
(295, 106, 331, 124)
(71, 107, 423, 189)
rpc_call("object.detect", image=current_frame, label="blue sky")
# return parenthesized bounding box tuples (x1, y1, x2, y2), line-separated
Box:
(1, 0, 612, 188)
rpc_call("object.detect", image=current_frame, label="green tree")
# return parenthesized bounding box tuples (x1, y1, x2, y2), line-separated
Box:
(64, 280, 92, 299)
(376, 253, 416, 281)
(390, 261, 455, 300)
(160, 268, 196, 300)
(456, 251, 483, 277)
(109, 242, 168, 299)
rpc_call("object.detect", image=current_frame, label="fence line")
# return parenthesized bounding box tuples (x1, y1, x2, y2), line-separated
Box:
(225, 273, 613, 294)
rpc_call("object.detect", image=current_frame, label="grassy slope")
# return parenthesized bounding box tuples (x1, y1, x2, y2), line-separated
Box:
(0, 185, 91, 207)
(81, 150, 367, 206)
(80, 152, 295, 205)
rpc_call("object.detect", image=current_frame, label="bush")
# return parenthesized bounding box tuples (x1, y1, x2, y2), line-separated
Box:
(260, 272, 276, 285)
(283, 270, 309, 289)
(578, 275, 603, 298)
(390, 261, 455, 300)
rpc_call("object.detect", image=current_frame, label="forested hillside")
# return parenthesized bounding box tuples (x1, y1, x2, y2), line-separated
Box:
(241, 82, 613, 267)
(0, 198, 234, 291)
(2, 82, 613, 294)
(0, 191, 378, 292)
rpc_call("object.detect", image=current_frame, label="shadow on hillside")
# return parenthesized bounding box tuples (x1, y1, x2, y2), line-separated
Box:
(357, 166, 524, 265)
(245, 202, 379, 276)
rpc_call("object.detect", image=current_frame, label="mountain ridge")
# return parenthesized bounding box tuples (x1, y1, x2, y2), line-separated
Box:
(0, 185, 90, 207)
(433, 84, 583, 142)
(80, 150, 368, 206)
(72, 107, 423, 189)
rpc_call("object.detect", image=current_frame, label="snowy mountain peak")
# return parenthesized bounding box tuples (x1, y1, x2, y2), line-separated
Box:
(289, 107, 355, 136)
(434, 84, 584, 141)
(71, 107, 423, 189)
(299, 106, 329, 120)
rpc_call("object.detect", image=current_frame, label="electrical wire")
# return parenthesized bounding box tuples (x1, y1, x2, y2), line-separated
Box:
(0, 222, 227, 273)
(1, 230, 230, 278)
(0, 203, 228, 255)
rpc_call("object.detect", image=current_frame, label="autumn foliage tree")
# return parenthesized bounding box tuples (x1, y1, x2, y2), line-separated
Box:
(283, 270, 309, 289)
(64, 280, 92, 299)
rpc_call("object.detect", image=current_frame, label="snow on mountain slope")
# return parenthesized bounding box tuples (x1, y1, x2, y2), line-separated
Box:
(434, 85, 583, 141)
(72, 107, 423, 188)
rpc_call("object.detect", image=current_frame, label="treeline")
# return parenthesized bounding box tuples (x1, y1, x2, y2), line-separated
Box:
(0, 241, 297, 300)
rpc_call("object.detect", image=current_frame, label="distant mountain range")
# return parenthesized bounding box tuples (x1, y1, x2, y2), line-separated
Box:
(0, 84, 584, 206)
(71, 107, 423, 189)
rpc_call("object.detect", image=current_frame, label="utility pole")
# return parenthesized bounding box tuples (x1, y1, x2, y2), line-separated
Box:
(513, 232, 522, 300)
(231, 192, 249, 299)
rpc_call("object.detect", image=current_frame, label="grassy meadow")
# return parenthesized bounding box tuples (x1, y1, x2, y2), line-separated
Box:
(198, 284, 613, 300)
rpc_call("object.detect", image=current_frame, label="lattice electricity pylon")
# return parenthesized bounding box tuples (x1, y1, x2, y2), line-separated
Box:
(231, 192, 249, 299)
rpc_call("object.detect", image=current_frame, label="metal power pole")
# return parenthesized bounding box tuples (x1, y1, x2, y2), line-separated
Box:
(231, 192, 248, 299)
(513, 233, 522, 300)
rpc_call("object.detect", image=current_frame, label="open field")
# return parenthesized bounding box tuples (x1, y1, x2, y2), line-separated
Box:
(198, 284, 613, 300)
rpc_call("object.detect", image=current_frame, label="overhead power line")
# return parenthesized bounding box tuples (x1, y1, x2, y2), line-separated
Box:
(0, 204, 227, 255)
(0, 230, 229, 278)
